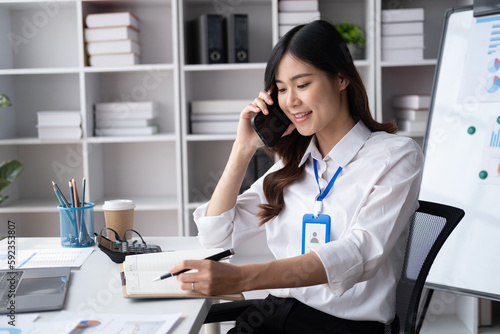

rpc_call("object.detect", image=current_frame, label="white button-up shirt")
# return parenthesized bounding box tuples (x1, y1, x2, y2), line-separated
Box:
(194, 121, 424, 323)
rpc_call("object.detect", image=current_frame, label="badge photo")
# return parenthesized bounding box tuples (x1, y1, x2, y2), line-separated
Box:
(301, 214, 331, 254)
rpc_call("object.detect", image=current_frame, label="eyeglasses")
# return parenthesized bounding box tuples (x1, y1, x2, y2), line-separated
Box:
(96, 227, 147, 245)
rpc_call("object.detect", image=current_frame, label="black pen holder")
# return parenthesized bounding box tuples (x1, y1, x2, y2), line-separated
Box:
(58, 202, 95, 247)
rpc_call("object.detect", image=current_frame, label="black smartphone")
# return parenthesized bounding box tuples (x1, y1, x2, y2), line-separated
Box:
(251, 90, 292, 148)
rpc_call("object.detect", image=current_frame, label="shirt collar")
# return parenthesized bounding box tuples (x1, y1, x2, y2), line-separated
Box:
(298, 121, 372, 167)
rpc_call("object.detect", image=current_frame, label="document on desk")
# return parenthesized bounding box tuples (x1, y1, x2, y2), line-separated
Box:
(0, 313, 81, 334)
(121, 248, 244, 300)
(54, 311, 182, 334)
(0, 247, 93, 269)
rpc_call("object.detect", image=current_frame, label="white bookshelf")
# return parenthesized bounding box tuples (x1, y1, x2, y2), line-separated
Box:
(0, 0, 183, 237)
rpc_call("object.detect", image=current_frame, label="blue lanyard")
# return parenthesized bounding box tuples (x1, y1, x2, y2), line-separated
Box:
(313, 159, 342, 217)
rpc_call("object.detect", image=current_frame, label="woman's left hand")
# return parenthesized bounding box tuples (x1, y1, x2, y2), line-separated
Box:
(170, 259, 245, 296)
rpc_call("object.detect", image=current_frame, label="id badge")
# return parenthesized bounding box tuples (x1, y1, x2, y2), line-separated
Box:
(301, 214, 331, 254)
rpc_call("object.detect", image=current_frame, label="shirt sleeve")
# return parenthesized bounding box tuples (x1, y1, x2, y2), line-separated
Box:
(193, 160, 284, 249)
(313, 138, 424, 297)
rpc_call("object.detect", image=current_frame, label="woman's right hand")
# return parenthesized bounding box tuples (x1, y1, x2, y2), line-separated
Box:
(205, 90, 276, 216)
(235, 90, 275, 151)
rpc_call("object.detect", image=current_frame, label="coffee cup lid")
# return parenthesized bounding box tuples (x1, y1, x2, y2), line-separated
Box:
(102, 199, 135, 211)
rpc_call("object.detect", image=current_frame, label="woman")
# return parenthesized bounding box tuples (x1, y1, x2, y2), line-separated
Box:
(170, 20, 423, 333)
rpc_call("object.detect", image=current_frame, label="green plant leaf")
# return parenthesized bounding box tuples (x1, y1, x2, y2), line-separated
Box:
(0, 94, 12, 107)
(336, 21, 365, 46)
(0, 160, 24, 192)
(0, 180, 9, 192)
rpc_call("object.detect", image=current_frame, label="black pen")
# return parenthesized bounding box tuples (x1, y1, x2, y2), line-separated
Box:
(152, 248, 235, 282)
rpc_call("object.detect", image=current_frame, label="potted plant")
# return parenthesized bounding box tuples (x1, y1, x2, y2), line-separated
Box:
(0, 160, 23, 205)
(0, 94, 12, 107)
(336, 21, 366, 59)
(0, 94, 23, 205)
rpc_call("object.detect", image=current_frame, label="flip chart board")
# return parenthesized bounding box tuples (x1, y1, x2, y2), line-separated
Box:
(420, 5, 500, 300)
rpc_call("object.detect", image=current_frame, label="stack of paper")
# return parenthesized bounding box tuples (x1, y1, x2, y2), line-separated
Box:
(392, 94, 430, 134)
(277, 0, 320, 37)
(381, 8, 425, 61)
(84, 12, 141, 66)
(94, 101, 159, 136)
(190, 99, 248, 134)
(36, 111, 82, 140)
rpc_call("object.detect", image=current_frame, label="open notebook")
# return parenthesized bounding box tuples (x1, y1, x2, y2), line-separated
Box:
(120, 248, 244, 300)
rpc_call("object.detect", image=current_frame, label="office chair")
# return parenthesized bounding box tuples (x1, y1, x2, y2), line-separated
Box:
(387, 200, 464, 334)
(204, 200, 465, 334)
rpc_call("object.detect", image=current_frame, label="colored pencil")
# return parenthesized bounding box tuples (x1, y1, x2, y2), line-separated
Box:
(81, 177, 86, 207)
(80, 177, 89, 242)
(71, 178, 80, 208)
(69, 180, 80, 241)
(53, 183, 77, 236)
(52, 181, 70, 207)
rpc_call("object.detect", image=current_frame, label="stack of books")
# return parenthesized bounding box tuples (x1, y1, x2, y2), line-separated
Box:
(392, 94, 430, 134)
(84, 12, 141, 67)
(94, 101, 159, 136)
(190, 99, 248, 134)
(37, 111, 82, 140)
(278, 0, 320, 37)
(381, 8, 425, 61)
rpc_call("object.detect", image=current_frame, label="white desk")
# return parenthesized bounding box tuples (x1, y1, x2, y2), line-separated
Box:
(1, 237, 213, 334)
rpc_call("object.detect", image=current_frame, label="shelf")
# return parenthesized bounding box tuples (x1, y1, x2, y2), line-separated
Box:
(83, 64, 176, 73)
(0, 138, 83, 146)
(0, 135, 177, 145)
(353, 59, 371, 67)
(0, 195, 179, 214)
(92, 195, 179, 212)
(184, 63, 267, 72)
(0, 199, 58, 214)
(381, 59, 438, 68)
(183, 60, 371, 72)
(0, 68, 80, 75)
(81, 0, 174, 8)
(87, 134, 177, 144)
(184, 0, 268, 4)
(186, 134, 237, 142)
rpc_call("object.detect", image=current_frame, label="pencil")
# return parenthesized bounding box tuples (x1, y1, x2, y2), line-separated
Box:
(52, 185, 66, 208)
(69, 180, 80, 240)
(81, 177, 86, 207)
(71, 178, 80, 208)
(52, 181, 70, 207)
(79, 177, 89, 242)
(53, 184, 77, 235)
(68, 181, 75, 207)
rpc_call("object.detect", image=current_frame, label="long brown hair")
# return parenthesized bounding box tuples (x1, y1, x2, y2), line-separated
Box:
(257, 20, 397, 225)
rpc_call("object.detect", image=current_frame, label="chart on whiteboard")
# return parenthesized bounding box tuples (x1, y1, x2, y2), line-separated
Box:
(460, 14, 500, 102)
(477, 115, 500, 184)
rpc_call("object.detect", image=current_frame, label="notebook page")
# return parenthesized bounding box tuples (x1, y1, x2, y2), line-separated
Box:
(124, 248, 224, 295)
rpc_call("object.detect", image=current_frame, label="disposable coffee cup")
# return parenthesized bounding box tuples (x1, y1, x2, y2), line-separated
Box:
(102, 199, 135, 240)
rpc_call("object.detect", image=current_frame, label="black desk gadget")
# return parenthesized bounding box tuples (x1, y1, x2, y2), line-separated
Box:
(96, 228, 162, 263)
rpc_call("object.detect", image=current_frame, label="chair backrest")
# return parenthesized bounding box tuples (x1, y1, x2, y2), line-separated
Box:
(390, 200, 465, 334)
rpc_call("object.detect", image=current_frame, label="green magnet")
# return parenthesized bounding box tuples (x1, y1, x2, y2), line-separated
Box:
(479, 170, 488, 179)
(467, 126, 476, 135)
